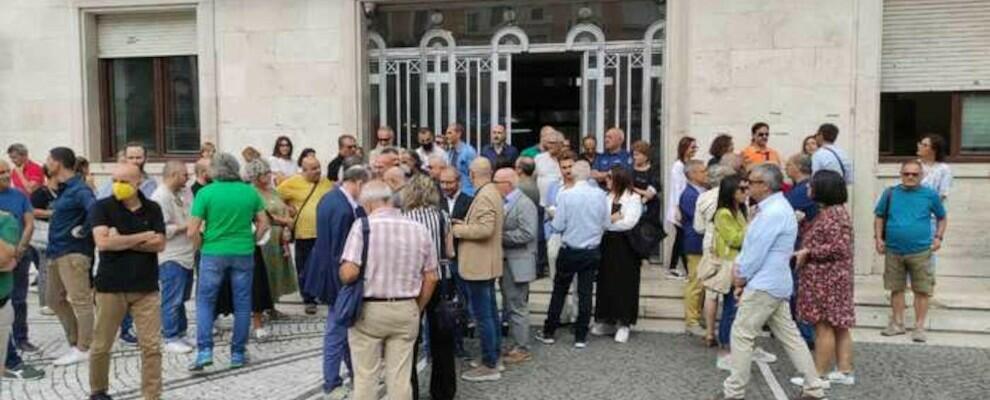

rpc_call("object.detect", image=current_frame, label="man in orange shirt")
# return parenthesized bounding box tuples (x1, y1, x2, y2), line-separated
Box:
(739, 122, 782, 170)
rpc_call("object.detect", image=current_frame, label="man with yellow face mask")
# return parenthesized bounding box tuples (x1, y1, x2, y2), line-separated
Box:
(87, 163, 166, 400)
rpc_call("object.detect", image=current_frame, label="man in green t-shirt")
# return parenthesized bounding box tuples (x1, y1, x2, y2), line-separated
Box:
(186, 153, 269, 372)
(0, 210, 22, 377)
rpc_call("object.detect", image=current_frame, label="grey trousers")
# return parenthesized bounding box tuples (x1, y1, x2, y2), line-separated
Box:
(500, 265, 531, 350)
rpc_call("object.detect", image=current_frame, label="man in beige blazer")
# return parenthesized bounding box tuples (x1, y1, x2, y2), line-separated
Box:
(452, 157, 504, 382)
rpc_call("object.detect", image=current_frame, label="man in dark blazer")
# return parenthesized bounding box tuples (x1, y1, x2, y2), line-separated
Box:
(325, 135, 358, 181)
(438, 166, 473, 354)
(439, 167, 472, 221)
(303, 163, 369, 398)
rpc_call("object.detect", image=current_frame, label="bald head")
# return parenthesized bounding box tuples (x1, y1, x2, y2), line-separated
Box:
(111, 163, 142, 201)
(383, 166, 406, 191)
(163, 160, 189, 192)
(493, 168, 517, 197)
(467, 157, 491, 186)
(301, 156, 322, 182)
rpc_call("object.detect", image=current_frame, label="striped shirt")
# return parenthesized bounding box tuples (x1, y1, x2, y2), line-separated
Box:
(403, 206, 450, 262)
(341, 207, 438, 298)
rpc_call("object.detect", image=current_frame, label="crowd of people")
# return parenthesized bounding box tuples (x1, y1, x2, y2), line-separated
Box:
(0, 119, 950, 400)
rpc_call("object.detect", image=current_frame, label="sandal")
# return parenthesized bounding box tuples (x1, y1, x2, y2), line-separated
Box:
(703, 335, 717, 348)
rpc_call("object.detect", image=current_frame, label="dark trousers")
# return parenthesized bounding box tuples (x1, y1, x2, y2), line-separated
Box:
(411, 297, 456, 400)
(11, 254, 30, 344)
(5, 337, 21, 369)
(667, 226, 687, 270)
(294, 239, 316, 304)
(543, 246, 599, 342)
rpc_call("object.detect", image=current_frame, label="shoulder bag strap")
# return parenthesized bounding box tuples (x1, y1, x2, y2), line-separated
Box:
(823, 146, 846, 179)
(291, 181, 320, 230)
(358, 216, 370, 281)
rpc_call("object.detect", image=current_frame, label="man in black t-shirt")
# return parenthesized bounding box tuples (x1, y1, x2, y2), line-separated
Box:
(86, 164, 165, 400)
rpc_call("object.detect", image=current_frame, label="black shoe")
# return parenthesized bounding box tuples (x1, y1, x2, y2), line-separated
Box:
(304, 304, 317, 315)
(119, 331, 138, 346)
(90, 392, 114, 400)
(534, 331, 555, 345)
(16, 341, 41, 353)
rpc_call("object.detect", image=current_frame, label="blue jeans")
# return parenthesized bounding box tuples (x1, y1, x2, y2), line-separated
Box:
(160, 261, 194, 341)
(464, 279, 500, 368)
(196, 254, 253, 354)
(322, 310, 352, 392)
(11, 253, 30, 344)
(719, 291, 737, 346)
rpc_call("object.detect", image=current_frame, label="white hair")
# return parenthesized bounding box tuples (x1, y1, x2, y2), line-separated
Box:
(571, 160, 592, 181)
(358, 181, 393, 204)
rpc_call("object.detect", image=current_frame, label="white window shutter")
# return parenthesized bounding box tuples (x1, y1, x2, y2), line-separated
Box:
(881, 0, 990, 92)
(97, 11, 197, 58)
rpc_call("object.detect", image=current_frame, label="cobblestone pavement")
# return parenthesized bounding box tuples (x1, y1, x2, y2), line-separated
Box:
(5, 294, 990, 400)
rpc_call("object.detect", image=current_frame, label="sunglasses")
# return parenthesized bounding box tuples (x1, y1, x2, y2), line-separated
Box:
(756, 133, 769, 138)
(901, 172, 920, 177)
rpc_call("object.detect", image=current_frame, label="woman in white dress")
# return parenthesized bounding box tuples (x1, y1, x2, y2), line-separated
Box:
(267, 136, 297, 184)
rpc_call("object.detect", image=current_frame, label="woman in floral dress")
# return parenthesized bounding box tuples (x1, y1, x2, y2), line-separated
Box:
(793, 170, 856, 386)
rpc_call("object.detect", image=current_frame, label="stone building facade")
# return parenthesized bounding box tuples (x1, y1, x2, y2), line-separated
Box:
(0, 0, 988, 281)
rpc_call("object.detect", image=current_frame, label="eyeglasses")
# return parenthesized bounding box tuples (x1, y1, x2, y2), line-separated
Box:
(756, 133, 769, 138)
(901, 172, 920, 177)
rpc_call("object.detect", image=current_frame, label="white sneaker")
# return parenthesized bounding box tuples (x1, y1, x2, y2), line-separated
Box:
(614, 326, 630, 343)
(40, 306, 55, 316)
(716, 354, 732, 371)
(53, 347, 89, 366)
(574, 341, 587, 349)
(789, 376, 831, 390)
(827, 370, 856, 385)
(753, 347, 777, 363)
(323, 385, 352, 400)
(254, 327, 270, 341)
(164, 341, 193, 354)
(591, 323, 617, 336)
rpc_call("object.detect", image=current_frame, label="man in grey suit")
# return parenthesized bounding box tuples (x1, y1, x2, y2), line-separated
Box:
(493, 167, 538, 365)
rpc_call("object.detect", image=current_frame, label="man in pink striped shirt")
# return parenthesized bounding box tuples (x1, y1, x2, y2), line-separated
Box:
(339, 180, 438, 400)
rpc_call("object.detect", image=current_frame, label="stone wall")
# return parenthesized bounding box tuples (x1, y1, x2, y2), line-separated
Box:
(0, 0, 363, 176)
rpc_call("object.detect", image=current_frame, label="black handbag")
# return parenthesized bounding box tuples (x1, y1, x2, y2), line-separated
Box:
(432, 216, 468, 332)
(626, 218, 666, 260)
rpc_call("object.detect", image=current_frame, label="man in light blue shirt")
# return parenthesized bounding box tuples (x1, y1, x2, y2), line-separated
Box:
(720, 164, 826, 400)
(445, 123, 478, 196)
(536, 161, 609, 348)
(811, 123, 853, 183)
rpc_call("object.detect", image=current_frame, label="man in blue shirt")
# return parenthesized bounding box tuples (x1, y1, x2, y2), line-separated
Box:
(45, 147, 97, 367)
(811, 123, 854, 184)
(591, 128, 633, 186)
(536, 162, 609, 348)
(874, 160, 947, 343)
(445, 123, 478, 196)
(678, 160, 707, 335)
(480, 124, 519, 169)
(719, 164, 825, 400)
(0, 161, 39, 355)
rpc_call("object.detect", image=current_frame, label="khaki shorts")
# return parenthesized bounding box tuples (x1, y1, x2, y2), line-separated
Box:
(884, 250, 933, 295)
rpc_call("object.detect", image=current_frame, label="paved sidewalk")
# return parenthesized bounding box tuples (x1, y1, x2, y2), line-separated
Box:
(5, 294, 990, 399)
